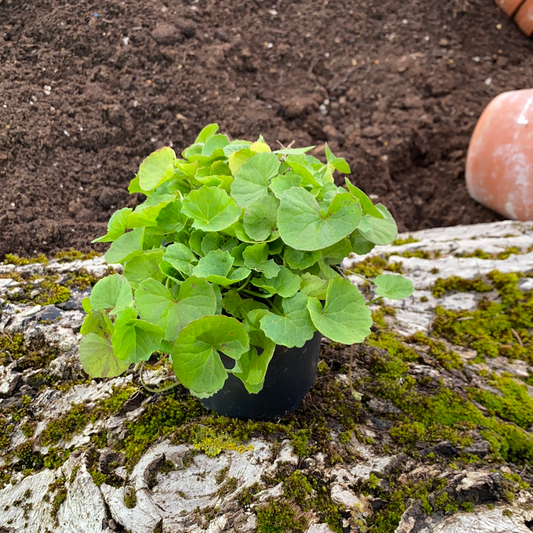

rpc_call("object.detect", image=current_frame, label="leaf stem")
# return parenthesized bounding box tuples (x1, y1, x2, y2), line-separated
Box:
(236, 274, 252, 292)
(367, 296, 383, 305)
(241, 288, 271, 299)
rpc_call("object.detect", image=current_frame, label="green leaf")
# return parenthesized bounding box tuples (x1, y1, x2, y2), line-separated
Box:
(299, 273, 329, 299)
(228, 149, 253, 176)
(230, 152, 281, 207)
(320, 238, 352, 265)
(358, 205, 398, 245)
(80, 310, 114, 337)
(222, 290, 268, 320)
(251, 265, 301, 298)
(243, 243, 280, 278)
(284, 248, 320, 270)
(138, 147, 176, 192)
(202, 134, 229, 156)
(201, 234, 224, 256)
(126, 195, 174, 229)
(269, 172, 303, 200)
(325, 144, 350, 174)
(123, 249, 165, 290)
(128, 175, 146, 194)
(278, 189, 361, 251)
(135, 279, 174, 325)
(233, 344, 276, 394)
(307, 278, 372, 344)
(82, 297, 92, 313)
(182, 186, 241, 232)
(112, 317, 165, 363)
(105, 227, 144, 264)
(243, 195, 279, 241)
(156, 200, 188, 233)
(195, 123, 219, 143)
(79, 333, 131, 378)
(172, 316, 249, 395)
(193, 249, 233, 277)
(260, 293, 315, 348)
(92, 208, 132, 243)
(165, 276, 217, 341)
(349, 230, 376, 255)
(90, 274, 133, 315)
(373, 274, 414, 300)
(163, 243, 197, 277)
(192, 250, 250, 287)
(344, 178, 383, 219)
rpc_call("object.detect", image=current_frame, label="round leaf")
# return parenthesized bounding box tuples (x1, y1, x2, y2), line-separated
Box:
(182, 186, 241, 232)
(79, 333, 131, 378)
(138, 147, 176, 192)
(260, 293, 315, 348)
(278, 188, 361, 251)
(172, 316, 250, 395)
(373, 274, 414, 300)
(307, 278, 372, 344)
(230, 152, 281, 207)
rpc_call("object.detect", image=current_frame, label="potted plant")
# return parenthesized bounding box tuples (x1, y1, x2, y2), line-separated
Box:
(79, 124, 413, 419)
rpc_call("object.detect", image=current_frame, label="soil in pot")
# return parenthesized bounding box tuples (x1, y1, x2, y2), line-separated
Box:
(200, 332, 322, 420)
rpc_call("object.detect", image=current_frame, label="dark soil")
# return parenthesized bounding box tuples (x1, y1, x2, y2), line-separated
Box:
(1, 0, 531, 259)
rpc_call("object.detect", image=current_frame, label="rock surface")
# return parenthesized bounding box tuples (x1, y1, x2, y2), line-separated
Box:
(0, 221, 532, 533)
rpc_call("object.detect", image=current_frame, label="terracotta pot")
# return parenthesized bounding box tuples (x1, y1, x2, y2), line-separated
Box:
(495, 0, 527, 17)
(515, 0, 533, 36)
(466, 89, 533, 220)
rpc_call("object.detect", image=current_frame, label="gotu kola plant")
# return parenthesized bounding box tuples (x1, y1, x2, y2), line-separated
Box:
(79, 124, 413, 397)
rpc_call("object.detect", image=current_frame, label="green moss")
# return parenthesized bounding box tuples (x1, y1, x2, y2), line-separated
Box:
(469, 374, 533, 429)
(398, 249, 440, 260)
(191, 427, 254, 457)
(432, 272, 532, 362)
(40, 404, 88, 446)
(256, 501, 308, 533)
(431, 275, 492, 298)
(347, 256, 388, 277)
(391, 236, 420, 246)
(408, 332, 464, 370)
(4, 253, 48, 266)
(53, 249, 100, 263)
(123, 486, 137, 509)
(0, 333, 60, 373)
(40, 385, 138, 447)
(347, 256, 404, 278)
(121, 393, 203, 465)
(216, 477, 239, 497)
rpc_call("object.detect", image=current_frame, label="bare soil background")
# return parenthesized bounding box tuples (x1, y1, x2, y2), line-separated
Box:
(1, 0, 532, 259)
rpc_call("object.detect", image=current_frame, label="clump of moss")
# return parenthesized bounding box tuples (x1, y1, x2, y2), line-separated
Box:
(191, 427, 253, 457)
(431, 275, 492, 298)
(40, 385, 138, 447)
(469, 374, 533, 429)
(4, 253, 48, 266)
(0, 333, 60, 386)
(398, 249, 440, 260)
(121, 392, 203, 465)
(256, 500, 308, 533)
(53, 249, 100, 263)
(408, 332, 464, 370)
(432, 272, 532, 362)
(123, 486, 137, 508)
(347, 256, 404, 278)
(391, 236, 420, 246)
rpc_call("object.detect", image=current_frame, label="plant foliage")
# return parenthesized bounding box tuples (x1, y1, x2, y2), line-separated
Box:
(80, 124, 413, 396)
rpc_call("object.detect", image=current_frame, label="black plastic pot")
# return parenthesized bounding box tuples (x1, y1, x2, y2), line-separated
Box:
(200, 332, 322, 420)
